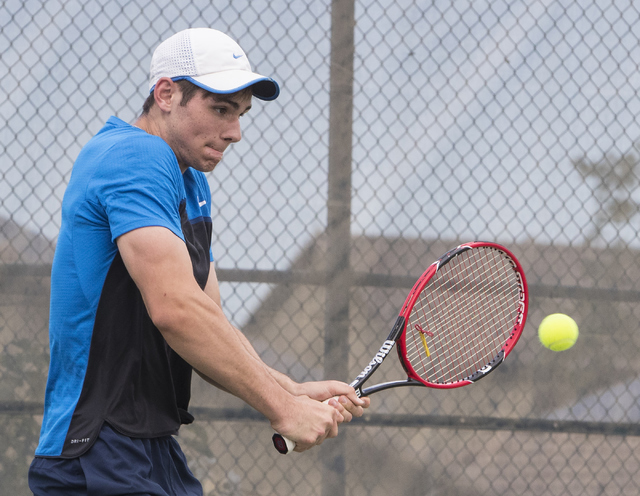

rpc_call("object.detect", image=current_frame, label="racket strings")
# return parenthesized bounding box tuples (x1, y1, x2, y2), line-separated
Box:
(406, 247, 523, 384)
(429, 251, 517, 379)
(433, 251, 518, 379)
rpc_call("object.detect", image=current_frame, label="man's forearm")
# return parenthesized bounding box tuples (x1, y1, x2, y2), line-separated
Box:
(232, 326, 299, 394)
(202, 262, 299, 396)
(160, 296, 298, 422)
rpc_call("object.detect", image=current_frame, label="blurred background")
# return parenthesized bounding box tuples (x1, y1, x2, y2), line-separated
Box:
(2, 0, 640, 494)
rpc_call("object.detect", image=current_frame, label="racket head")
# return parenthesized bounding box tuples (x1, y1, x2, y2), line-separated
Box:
(396, 241, 528, 389)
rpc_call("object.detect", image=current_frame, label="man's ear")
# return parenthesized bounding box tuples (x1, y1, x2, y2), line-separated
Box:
(153, 77, 176, 113)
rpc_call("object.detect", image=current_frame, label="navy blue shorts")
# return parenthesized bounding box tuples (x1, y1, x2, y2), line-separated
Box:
(28, 424, 203, 496)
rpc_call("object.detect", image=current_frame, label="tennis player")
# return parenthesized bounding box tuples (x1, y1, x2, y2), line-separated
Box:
(28, 28, 368, 495)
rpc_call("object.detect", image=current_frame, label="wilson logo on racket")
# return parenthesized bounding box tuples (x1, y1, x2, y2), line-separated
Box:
(479, 364, 492, 374)
(516, 272, 526, 324)
(351, 340, 395, 383)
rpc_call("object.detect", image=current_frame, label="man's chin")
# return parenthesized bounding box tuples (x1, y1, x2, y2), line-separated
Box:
(190, 160, 220, 173)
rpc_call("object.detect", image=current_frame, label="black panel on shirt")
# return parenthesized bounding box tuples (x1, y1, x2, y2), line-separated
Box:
(61, 199, 211, 457)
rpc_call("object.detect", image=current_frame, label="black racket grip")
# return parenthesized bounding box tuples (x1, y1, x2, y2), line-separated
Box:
(272, 433, 295, 454)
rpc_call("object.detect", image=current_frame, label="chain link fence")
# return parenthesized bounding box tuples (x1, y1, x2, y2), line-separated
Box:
(2, 0, 640, 494)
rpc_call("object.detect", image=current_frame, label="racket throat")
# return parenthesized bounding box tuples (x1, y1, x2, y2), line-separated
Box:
(349, 316, 406, 395)
(349, 339, 396, 391)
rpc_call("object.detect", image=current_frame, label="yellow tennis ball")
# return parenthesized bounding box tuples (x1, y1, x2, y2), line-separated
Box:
(538, 313, 579, 351)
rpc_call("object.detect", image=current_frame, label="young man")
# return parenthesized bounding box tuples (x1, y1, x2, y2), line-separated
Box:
(29, 28, 368, 495)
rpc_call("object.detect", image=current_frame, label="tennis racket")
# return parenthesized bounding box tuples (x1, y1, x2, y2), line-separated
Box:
(272, 241, 528, 454)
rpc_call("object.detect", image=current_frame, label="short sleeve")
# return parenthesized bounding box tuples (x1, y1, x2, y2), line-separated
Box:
(89, 135, 186, 243)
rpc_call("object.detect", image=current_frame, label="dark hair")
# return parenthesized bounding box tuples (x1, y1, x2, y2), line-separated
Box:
(141, 79, 208, 115)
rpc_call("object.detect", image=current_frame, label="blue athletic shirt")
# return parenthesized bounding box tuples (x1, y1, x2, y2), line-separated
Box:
(36, 116, 213, 458)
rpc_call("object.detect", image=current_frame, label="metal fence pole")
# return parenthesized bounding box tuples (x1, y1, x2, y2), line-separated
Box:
(321, 0, 355, 495)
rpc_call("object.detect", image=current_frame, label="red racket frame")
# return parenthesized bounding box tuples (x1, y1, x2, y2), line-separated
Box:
(351, 241, 528, 395)
(274, 241, 528, 453)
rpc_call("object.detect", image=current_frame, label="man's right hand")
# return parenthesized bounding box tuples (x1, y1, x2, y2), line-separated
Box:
(270, 395, 345, 452)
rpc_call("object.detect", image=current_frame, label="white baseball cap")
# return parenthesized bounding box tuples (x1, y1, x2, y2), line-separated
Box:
(149, 28, 280, 101)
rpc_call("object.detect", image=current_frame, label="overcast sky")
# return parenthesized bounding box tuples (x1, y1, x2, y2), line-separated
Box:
(2, 0, 639, 276)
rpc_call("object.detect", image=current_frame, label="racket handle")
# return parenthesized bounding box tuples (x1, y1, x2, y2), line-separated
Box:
(272, 397, 335, 454)
(272, 433, 295, 454)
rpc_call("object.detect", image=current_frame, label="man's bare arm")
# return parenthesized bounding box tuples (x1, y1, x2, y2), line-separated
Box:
(199, 261, 369, 419)
(116, 226, 344, 450)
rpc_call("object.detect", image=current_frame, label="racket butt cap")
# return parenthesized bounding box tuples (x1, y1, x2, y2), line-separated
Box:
(272, 433, 295, 454)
